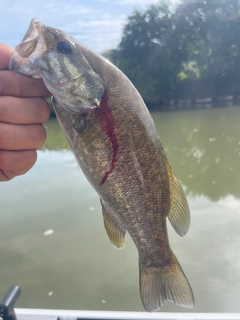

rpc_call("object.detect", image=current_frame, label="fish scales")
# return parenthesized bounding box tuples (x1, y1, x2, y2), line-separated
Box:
(9, 19, 194, 312)
(63, 46, 173, 263)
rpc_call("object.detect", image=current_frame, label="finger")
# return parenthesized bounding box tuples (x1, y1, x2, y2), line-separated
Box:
(0, 43, 13, 70)
(0, 123, 47, 150)
(0, 71, 51, 97)
(0, 149, 37, 181)
(0, 96, 50, 124)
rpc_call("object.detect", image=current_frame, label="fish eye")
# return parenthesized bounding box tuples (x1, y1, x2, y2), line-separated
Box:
(57, 41, 72, 54)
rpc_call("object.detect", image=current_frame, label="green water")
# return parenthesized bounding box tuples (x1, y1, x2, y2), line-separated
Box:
(1, 106, 240, 312)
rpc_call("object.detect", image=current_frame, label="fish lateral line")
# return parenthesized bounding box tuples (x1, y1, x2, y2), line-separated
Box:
(95, 89, 119, 186)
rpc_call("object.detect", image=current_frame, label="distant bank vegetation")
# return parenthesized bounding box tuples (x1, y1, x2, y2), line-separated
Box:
(103, 0, 240, 110)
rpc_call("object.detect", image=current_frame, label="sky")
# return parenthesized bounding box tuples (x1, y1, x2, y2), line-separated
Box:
(0, 0, 168, 54)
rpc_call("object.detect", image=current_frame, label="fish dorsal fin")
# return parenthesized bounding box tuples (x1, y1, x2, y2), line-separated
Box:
(100, 200, 126, 249)
(165, 161, 190, 237)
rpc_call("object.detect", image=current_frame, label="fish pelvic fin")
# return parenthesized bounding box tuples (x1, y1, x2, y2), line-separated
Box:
(100, 200, 126, 249)
(139, 253, 194, 312)
(165, 160, 190, 236)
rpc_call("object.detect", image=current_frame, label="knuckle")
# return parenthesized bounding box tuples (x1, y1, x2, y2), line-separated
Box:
(0, 170, 11, 181)
(16, 150, 37, 176)
(0, 81, 6, 96)
(44, 101, 51, 121)
(0, 149, 6, 168)
(16, 150, 37, 174)
(0, 72, 7, 96)
(0, 97, 8, 121)
(0, 149, 37, 181)
(0, 100, 4, 120)
(25, 150, 37, 167)
(0, 123, 7, 148)
(38, 98, 51, 122)
(0, 71, 16, 96)
(35, 125, 47, 149)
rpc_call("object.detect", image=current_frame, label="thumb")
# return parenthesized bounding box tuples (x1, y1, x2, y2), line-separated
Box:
(0, 43, 14, 70)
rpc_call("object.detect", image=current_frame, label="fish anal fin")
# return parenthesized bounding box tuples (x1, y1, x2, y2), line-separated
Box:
(165, 160, 190, 236)
(100, 200, 126, 249)
(139, 253, 194, 312)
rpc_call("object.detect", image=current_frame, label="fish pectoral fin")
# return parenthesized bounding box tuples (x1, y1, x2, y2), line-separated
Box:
(100, 200, 126, 249)
(166, 162, 190, 236)
(139, 252, 194, 312)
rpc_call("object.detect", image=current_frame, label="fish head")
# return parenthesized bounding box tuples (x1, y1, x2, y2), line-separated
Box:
(9, 19, 105, 113)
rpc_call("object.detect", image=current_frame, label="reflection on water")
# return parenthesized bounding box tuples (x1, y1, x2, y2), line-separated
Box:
(0, 107, 240, 312)
(153, 107, 240, 201)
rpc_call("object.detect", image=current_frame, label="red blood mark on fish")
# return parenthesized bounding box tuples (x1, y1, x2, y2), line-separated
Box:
(95, 90, 119, 185)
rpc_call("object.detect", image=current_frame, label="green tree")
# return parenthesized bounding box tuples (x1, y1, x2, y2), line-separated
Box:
(173, 0, 240, 99)
(110, 2, 180, 107)
(107, 0, 240, 108)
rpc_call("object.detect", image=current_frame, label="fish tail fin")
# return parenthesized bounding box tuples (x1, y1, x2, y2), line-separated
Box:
(139, 252, 194, 312)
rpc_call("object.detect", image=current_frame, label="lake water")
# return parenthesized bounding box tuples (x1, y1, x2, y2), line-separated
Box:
(1, 106, 240, 313)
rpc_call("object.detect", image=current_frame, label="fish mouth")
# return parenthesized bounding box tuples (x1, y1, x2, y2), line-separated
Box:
(22, 19, 43, 43)
(15, 19, 43, 58)
(15, 36, 40, 58)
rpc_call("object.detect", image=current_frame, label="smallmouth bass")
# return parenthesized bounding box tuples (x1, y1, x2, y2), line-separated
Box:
(9, 19, 194, 312)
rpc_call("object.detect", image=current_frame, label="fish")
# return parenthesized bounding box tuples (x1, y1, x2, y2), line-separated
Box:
(9, 19, 194, 312)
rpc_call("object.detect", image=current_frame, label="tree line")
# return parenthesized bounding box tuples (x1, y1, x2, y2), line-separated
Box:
(104, 0, 240, 110)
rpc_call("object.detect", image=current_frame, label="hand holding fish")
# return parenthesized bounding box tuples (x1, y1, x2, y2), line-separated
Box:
(0, 43, 50, 181)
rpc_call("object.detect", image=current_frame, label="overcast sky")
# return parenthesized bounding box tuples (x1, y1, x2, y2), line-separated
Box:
(0, 0, 178, 53)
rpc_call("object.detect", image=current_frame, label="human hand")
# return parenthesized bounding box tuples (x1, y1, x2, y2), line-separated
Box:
(0, 43, 51, 181)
